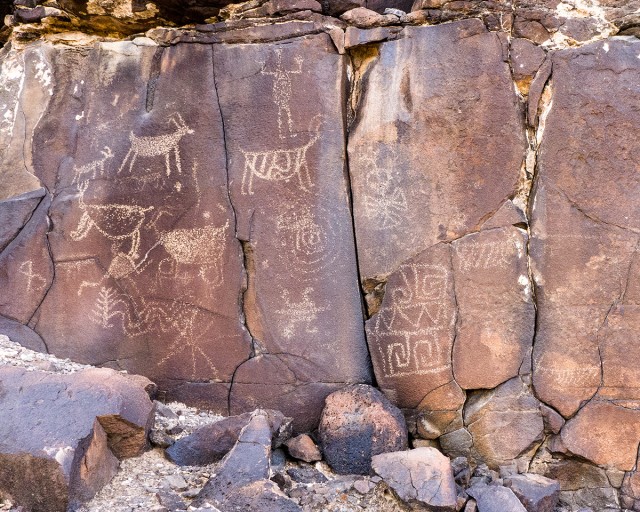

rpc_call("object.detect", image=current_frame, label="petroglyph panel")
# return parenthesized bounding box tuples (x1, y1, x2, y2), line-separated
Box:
(31, 42, 251, 392)
(452, 228, 535, 390)
(214, 34, 372, 407)
(366, 243, 456, 409)
(349, 20, 526, 279)
(531, 38, 640, 428)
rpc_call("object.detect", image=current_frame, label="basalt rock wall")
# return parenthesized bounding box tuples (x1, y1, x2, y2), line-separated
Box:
(1, 0, 640, 507)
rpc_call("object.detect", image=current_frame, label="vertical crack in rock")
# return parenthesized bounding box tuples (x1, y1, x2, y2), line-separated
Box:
(341, 47, 375, 383)
(525, 59, 553, 406)
(145, 45, 165, 113)
(345, 43, 385, 320)
(447, 242, 461, 386)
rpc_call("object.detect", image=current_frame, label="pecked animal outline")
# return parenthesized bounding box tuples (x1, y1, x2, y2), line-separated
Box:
(70, 180, 154, 259)
(152, 220, 230, 289)
(240, 116, 321, 196)
(72, 146, 114, 184)
(118, 113, 193, 177)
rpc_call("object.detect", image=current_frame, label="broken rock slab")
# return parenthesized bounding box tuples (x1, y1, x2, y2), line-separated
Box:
(192, 410, 300, 510)
(371, 447, 457, 511)
(467, 484, 527, 512)
(0, 365, 155, 512)
(504, 473, 560, 512)
(318, 384, 408, 475)
(166, 409, 290, 466)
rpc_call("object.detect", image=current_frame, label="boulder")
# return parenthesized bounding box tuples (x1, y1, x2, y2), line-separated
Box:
(318, 384, 408, 474)
(166, 410, 289, 466)
(467, 484, 527, 512)
(285, 434, 322, 463)
(371, 447, 457, 511)
(0, 366, 155, 512)
(504, 474, 560, 512)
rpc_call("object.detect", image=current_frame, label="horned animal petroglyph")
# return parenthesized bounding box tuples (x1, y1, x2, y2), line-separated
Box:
(72, 147, 113, 183)
(119, 113, 193, 177)
(240, 131, 319, 195)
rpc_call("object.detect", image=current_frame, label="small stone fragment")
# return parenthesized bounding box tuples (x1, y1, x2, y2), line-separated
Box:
(285, 434, 322, 463)
(504, 474, 560, 512)
(150, 429, 174, 448)
(286, 466, 328, 484)
(467, 484, 527, 512)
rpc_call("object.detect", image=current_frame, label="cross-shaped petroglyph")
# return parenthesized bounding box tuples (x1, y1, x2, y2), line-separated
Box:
(275, 287, 327, 339)
(119, 113, 193, 177)
(261, 49, 303, 140)
(18, 261, 47, 293)
(371, 263, 454, 378)
(358, 149, 408, 230)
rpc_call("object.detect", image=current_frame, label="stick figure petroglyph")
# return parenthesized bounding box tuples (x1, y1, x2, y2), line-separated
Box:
(261, 50, 303, 139)
(275, 287, 327, 339)
(70, 180, 154, 259)
(72, 147, 114, 184)
(18, 261, 47, 293)
(119, 113, 193, 177)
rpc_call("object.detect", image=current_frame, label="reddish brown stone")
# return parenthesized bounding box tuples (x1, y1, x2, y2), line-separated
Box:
(0, 188, 45, 253)
(348, 19, 526, 280)
(214, 34, 371, 426)
(531, 39, 640, 421)
(285, 434, 322, 463)
(452, 227, 534, 390)
(371, 447, 457, 511)
(560, 401, 640, 472)
(30, 41, 251, 406)
(510, 38, 546, 82)
(366, 243, 456, 409)
(464, 378, 543, 468)
(318, 384, 408, 474)
(0, 194, 53, 324)
(0, 366, 154, 511)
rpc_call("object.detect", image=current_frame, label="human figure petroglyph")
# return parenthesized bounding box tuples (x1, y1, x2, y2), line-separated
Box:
(261, 50, 303, 139)
(275, 287, 327, 339)
(119, 113, 193, 177)
(18, 261, 47, 293)
(70, 180, 154, 259)
(359, 149, 408, 230)
(240, 118, 320, 196)
(72, 147, 113, 184)
(372, 263, 454, 378)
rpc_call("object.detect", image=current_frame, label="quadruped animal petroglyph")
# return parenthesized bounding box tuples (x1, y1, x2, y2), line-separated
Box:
(119, 113, 193, 177)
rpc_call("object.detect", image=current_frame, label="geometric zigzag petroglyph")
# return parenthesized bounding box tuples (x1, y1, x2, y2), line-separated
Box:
(372, 263, 454, 378)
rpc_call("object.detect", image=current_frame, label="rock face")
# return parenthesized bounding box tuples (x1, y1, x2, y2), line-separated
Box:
(318, 384, 408, 474)
(530, 38, 640, 471)
(1, 0, 640, 495)
(0, 366, 155, 511)
(371, 447, 457, 511)
(0, 31, 371, 432)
